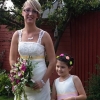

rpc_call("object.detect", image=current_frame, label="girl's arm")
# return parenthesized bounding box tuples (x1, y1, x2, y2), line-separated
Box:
(73, 75, 87, 100)
(51, 82, 57, 100)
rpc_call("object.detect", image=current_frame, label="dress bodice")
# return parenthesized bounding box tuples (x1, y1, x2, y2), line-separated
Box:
(18, 29, 45, 57)
(55, 75, 78, 100)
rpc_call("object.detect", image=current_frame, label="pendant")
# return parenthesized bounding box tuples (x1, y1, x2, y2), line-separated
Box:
(28, 37, 33, 40)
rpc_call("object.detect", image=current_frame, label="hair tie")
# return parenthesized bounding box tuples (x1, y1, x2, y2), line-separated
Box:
(56, 56, 59, 58)
(66, 56, 69, 60)
(60, 54, 64, 56)
(69, 61, 72, 65)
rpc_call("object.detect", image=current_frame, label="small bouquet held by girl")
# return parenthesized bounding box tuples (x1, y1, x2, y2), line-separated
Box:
(9, 57, 36, 100)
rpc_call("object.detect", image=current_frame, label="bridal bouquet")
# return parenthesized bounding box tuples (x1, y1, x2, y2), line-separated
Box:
(9, 58, 36, 100)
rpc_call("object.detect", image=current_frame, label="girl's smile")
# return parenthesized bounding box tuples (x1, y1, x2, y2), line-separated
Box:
(56, 60, 71, 78)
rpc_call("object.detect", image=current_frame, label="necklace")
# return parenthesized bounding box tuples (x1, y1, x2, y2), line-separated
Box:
(28, 37, 33, 40)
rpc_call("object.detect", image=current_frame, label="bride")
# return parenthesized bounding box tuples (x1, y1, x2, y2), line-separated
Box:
(9, 0, 56, 100)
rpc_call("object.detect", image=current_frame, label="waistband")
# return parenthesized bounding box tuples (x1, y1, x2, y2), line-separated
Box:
(20, 55, 45, 60)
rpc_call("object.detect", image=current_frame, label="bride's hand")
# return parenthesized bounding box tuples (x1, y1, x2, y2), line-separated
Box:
(26, 83, 30, 87)
(33, 80, 44, 90)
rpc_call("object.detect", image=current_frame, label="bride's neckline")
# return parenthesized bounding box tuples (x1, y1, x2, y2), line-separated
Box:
(21, 28, 42, 41)
(20, 29, 42, 42)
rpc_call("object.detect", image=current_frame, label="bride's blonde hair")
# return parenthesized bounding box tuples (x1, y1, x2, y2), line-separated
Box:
(22, 0, 42, 17)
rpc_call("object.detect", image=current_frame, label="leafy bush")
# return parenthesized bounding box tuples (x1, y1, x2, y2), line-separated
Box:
(86, 56, 100, 100)
(0, 95, 14, 100)
(0, 70, 12, 96)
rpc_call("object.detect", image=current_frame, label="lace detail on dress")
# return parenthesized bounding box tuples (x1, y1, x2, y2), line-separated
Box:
(37, 30, 45, 44)
(18, 29, 45, 44)
(17, 30, 22, 42)
(18, 29, 45, 56)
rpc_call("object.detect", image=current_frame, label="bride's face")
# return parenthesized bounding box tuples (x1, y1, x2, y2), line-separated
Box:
(22, 3, 38, 24)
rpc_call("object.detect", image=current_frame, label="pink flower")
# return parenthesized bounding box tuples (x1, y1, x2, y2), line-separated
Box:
(60, 54, 64, 56)
(18, 72, 22, 77)
(23, 59, 27, 63)
(16, 79, 20, 84)
(13, 67, 18, 72)
(9, 72, 14, 77)
(12, 86, 14, 92)
(21, 64, 27, 71)
(12, 85, 17, 92)
(9, 76, 14, 81)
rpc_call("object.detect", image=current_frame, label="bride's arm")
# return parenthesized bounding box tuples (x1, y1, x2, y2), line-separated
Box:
(41, 31, 56, 83)
(33, 31, 56, 89)
(9, 31, 19, 67)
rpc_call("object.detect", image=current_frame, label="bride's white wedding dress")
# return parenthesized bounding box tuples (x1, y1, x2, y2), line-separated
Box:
(15, 29, 51, 100)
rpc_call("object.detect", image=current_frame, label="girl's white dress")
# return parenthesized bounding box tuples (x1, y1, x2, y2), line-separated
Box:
(54, 75, 78, 100)
(15, 29, 51, 100)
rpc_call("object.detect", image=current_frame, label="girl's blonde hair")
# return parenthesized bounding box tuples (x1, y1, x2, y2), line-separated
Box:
(22, 0, 42, 17)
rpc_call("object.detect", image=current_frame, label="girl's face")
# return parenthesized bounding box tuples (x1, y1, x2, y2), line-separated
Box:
(56, 60, 72, 77)
(22, 3, 38, 24)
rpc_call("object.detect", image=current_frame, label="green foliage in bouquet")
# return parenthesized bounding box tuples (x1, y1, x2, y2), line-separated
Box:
(86, 56, 100, 100)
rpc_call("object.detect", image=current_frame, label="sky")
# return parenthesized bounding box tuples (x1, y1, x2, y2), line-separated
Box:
(5, 0, 14, 10)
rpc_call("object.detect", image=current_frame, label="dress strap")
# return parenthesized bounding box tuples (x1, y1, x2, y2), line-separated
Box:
(17, 30, 22, 42)
(37, 30, 45, 44)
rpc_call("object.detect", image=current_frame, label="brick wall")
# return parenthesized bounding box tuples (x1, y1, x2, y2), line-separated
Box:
(0, 25, 14, 71)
